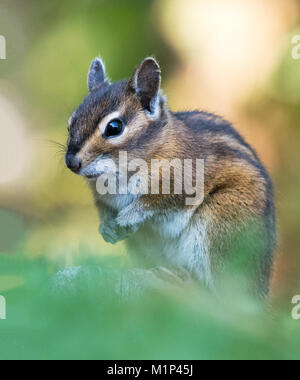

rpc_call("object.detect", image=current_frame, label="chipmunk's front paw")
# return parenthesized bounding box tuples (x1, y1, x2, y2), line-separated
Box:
(99, 220, 138, 244)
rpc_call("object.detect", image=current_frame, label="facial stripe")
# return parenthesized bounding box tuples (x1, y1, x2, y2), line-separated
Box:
(77, 108, 149, 170)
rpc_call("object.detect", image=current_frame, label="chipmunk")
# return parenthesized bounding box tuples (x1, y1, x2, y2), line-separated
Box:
(65, 57, 276, 298)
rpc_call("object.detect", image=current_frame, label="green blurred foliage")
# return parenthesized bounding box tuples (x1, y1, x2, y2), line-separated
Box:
(0, 254, 298, 360)
(0, 209, 26, 253)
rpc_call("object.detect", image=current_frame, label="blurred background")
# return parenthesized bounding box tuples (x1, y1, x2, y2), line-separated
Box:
(0, 0, 300, 304)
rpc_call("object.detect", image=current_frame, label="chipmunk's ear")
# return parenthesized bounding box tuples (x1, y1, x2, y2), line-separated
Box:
(129, 57, 161, 117)
(88, 57, 107, 92)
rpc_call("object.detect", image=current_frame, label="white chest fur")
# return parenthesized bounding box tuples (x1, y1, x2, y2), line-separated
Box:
(93, 187, 213, 288)
(99, 193, 138, 211)
(126, 209, 213, 288)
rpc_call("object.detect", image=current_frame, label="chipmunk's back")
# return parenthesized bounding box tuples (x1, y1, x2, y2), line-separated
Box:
(172, 110, 277, 295)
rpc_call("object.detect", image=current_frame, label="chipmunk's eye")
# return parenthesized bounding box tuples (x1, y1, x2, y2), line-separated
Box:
(104, 118, 124, 138)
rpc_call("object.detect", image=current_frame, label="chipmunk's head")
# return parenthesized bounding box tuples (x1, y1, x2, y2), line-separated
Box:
(65, 57, 167, 179)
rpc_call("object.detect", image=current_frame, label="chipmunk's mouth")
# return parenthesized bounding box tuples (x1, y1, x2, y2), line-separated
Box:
(81, 169, 108, 180)
(84, 174, 100, 180)
(80, 155, 115, 180)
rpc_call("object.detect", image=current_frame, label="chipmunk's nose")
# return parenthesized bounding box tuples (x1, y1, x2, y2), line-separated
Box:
(66, 154, 82, 174)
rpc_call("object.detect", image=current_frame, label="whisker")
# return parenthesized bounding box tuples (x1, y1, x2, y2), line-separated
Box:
(45, 139, 67, 153)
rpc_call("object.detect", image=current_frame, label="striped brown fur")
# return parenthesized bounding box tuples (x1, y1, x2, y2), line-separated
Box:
(66, 57, 276, 298)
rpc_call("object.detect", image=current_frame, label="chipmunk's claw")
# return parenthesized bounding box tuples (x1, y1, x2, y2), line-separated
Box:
(99, 221, 138, 244)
